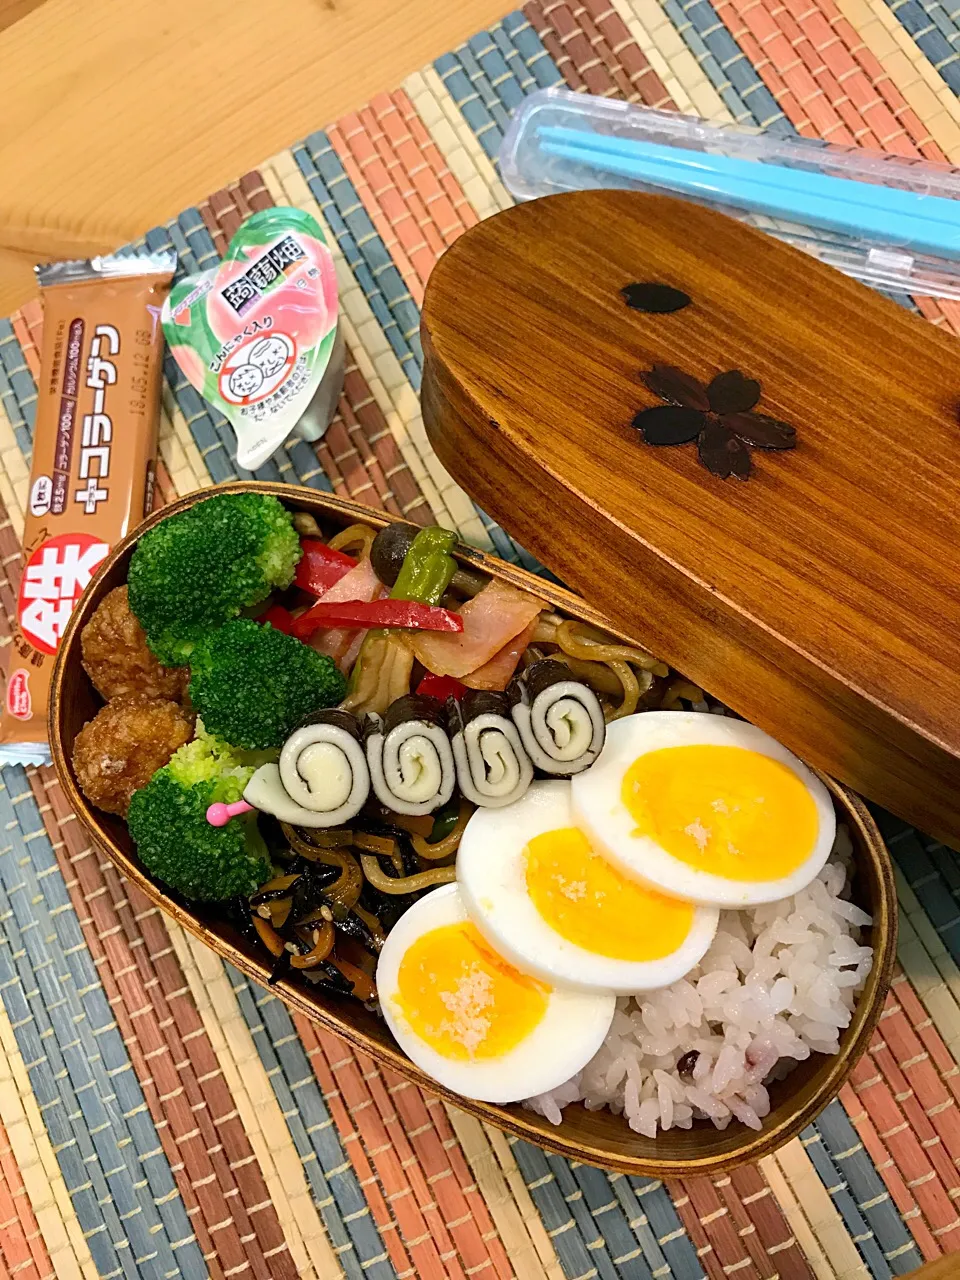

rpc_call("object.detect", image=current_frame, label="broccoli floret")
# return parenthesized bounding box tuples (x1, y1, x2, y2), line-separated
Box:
(128, 492, 301, 666)
(191, 717, 280, 772)
(127, 733, 271, 903)
(189, 618, 347, 750)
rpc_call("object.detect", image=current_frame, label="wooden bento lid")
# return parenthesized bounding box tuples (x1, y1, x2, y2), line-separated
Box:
(420, 189, 960, 850)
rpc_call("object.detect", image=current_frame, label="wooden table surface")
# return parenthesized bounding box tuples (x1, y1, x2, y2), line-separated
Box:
(0, 0, 509, 316)
(908, 1259, 960, 1277)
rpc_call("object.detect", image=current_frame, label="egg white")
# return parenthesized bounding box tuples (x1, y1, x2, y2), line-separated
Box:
(376, 884, 615, 1103)
(457, 781, 718, 994)
(570, 712, 836, 907)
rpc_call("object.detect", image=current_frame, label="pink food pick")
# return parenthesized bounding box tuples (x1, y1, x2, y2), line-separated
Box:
(206, 799, 254, 827)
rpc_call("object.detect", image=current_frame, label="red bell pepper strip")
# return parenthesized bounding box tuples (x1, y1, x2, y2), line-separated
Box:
(416, 672, 468, 702)
(260, 604, 294, 635)
(294, 539, 357, 596)
(291, 598, 463, 640)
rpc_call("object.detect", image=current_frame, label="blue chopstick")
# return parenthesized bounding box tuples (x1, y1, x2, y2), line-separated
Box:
(539, 139, 960, 256)
(538, 126, 960, 231)
(538, 135, 960, 256)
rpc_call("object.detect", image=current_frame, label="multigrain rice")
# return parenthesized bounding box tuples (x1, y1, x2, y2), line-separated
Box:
(524, 828, 873, 1137)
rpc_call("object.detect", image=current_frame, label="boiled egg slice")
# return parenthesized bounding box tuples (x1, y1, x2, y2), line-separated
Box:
(376, 883, 615, 1103)
(571, 712, 835, 907)
(457, 781, 718, 995)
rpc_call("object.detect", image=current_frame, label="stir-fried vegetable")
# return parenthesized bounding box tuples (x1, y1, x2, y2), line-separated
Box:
(359, 857, 457, 894)
(259, 604, 294, 634)
(292, 598, 463, 637)
(342, 525, 461, 717)
(390, 526, 458, 605)
(294, 539, 356, 595)
(416, 672, 467, 701)
(370, 523, 418, 586)
(411, 798, 471, 860)
(342, 628, 414, 718)
(304, 556, 385, 671)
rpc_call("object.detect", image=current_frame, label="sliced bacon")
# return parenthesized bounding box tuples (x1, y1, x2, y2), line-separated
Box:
(412, 579, 545, 679)
(462, 618, 539, 691)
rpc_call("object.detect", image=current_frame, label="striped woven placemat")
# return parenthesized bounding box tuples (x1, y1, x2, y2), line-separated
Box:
(0, 5, 959, 1278)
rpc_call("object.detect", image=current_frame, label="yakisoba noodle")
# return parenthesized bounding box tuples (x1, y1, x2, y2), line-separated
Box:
(359, 856, 457, 895)
(533, 616, 677, 721)
(410, 799, 471, 860)
(329, 522, 378, 559)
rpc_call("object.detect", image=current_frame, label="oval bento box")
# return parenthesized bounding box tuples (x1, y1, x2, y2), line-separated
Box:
(49, 481, 896, 1178)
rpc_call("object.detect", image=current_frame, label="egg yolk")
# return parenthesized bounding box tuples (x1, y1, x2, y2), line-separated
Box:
(621, 744, 819, 881)
(395, 922, 549, 1060)
(524, 826, 695, 960)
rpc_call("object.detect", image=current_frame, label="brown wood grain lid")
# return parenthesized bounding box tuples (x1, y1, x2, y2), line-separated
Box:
(420, 189, 960, 848)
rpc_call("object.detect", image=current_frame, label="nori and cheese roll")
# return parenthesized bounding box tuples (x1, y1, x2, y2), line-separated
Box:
(244, 709, 370, 827)
(364, 694, 456, 817)
(449, 689, 533, 808)
(510, 659, 606, 776)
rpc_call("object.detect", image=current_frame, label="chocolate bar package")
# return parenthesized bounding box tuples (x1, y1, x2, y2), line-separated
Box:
(0, 252, 175, 764)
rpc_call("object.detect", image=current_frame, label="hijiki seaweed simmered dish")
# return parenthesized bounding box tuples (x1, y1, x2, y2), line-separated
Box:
(72, 492, 875, 1138)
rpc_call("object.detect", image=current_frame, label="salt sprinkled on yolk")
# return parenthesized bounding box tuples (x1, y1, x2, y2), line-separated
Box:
(395, 922, 549, 1060)
(622, 744, 818, 882)
(524, 826, 695, 961)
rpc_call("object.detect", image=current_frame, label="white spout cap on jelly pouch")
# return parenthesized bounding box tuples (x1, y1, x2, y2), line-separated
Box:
(161, 208, 343, 471)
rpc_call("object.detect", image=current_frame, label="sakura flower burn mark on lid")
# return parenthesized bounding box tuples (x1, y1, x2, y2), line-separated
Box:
(631, 363, 797, 479)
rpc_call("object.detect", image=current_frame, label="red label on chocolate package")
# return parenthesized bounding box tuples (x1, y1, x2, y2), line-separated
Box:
(5, 670, 31, 721)
(17, 531, 109, 656)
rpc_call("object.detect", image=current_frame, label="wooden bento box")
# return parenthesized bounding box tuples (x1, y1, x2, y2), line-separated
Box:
(49, 482, 896, 1179)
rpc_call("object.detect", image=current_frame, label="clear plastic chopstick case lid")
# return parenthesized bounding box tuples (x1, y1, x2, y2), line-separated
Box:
(500, 87, 960, 300)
